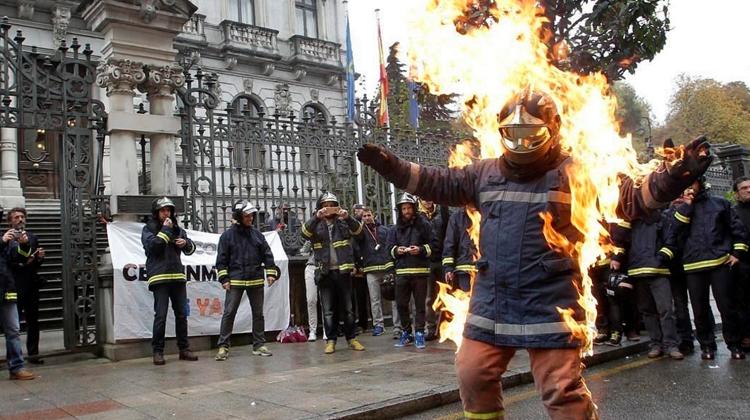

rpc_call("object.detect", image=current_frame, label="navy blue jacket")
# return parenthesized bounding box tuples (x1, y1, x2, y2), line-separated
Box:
(8, 231, 45, 293)
(0, 239, 23, 302)
(387, 213, 433, 276)
(356, 222, 393, 273)
(666, 193, 748, 273)
(387, 153, 693, 349)
(216, 224, 278, 288)
(301, 216, 363, 273)
(141, 218, 196, 290)
(442, 209, 478, 275)
(622, 211, 672, 278)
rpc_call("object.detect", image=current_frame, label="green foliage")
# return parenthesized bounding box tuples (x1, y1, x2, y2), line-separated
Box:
(658, 76, 750, 146)
(611, 82, 652, 156)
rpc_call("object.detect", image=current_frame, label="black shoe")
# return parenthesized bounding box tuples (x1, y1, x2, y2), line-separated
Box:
(678, 341, 695, 354)
(179, 350, 198, 361)
(606, 331, 622, 347)
(425, 331, 438, 342)
(593, 333, 609, 346)
(28, 356, 44, 365)
(731, 349, 746, 360)
(701, 350, 715, 360)
(153, 353, 166, 365)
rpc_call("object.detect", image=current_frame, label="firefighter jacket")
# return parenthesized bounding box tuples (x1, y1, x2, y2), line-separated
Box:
(380, 153, 699, 349)
(419, 202, 448, 263)
(141, 218, 196, 290)
(442, 209, 478, 275)
(301, 216, 363, 273)
(216, 224, 279, 288)
(0, 239, 23, 302)
(386, 213, 433, 276)
(733, 201, 750, 263)
(8, 231, 45, 293)
(356, 222, 394, 273)
(620, 211, 672, 278)
(666, 192, 748, 273)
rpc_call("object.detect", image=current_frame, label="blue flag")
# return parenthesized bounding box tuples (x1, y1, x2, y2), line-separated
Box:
(407, 79, 419, 129)
(346, 16, 355, 121)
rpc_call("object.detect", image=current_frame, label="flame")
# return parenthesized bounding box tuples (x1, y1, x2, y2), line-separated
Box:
(408, 0, 660, 355)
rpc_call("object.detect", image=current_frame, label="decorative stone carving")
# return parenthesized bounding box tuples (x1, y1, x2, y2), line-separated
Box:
(243, 79, 253, 93)
(139, 0, 180, 23)
(141, 64, 186, 98)
(18, 0, 35, 20)
(326, 74, 340, 86)
(224, 56, 238, 70)
(51, 5, 72, 49)
(274, 83, 291, 117)
(96, 59, 146, 97)
(293, 68, 307, 81)
(261, 63, 275, 76)
(310, 89, 319, 102)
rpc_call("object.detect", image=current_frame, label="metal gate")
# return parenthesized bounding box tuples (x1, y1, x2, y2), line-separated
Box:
(175, 68, 458, 255)
(0, 19, 106, 348)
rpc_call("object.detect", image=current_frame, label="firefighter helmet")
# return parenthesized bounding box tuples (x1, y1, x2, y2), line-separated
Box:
(152, 197, 175, 214)
(317, 192, 339, 209)
(497, 90, 561, 165)
(232, 200, 258, 221)
(396, 192, 417, 207)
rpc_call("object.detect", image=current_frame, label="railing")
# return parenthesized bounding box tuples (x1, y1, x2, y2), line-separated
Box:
(175, 69, 460, 256)
(289, 35, 340, 65)
(220, 20, 278, 55)
(182, 13, 205, 38)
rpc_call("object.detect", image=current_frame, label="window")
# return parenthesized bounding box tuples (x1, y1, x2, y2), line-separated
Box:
(295, 0, 318, 38)
(302, 103, 327, 123)
(228, 0, 255, 24)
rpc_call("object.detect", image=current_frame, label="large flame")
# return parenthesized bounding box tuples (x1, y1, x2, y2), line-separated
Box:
(411, 0, 658, 355)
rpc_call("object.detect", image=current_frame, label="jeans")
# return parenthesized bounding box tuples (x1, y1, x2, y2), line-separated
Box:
(17, 288, 40, 357)
(1, 301, 25, 373)
(396, 275, 428, 333)
(217, 286, 265, 349)
(365, 272, 385, 328)
(636, 276, 679, 351)
(456, 338, 598, 420)
(669, 268, 702, 344)
(319, 270, 356, 341)
(304, 264, 319, 333)
(151, 282, 189, 353)
(352, 272, 370, 330)
(686, 265, 742, 350)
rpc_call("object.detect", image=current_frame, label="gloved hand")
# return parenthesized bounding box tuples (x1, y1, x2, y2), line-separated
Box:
(667, 136, 713, 180)
(357, 144, 399, 175)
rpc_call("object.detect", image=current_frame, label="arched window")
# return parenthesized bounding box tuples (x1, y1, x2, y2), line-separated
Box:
(230, 93, 264, 118)
(301, 102, 328, 124)
(229, 94, 266, 169)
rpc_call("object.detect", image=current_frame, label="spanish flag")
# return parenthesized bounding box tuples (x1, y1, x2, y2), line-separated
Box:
(376, 10, 389, 127)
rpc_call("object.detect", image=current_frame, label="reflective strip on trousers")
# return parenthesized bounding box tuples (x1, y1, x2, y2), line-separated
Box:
(467, 313, 578, 335)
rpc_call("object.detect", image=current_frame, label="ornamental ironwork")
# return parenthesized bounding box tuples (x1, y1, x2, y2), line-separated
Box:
(176, 68, 460, 255)
(0, 18, 107, 348)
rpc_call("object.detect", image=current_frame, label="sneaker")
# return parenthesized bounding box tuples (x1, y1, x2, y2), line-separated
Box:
(215, 346, 229, 361)
(731, 348, 746, 360)
(395, 331, 414, 348)
(179, 350, 198, 361)
(348, 338, 365, 351)
(308, 332, 317, 342)
(372, 326, 385, 336)
(647, 348, 663, 358)
(668, 350, 684, 360)
(626, 331, 641, 342)
(153, 353, 165, 365)
(324, 340, 336, 354)
(701, 350, 716, 360)
(393, 328, 402, 339)
(252, 346, 272, 357)
(593, 333, 609, 346)
(415, 331, 426, 349)
(9, 369, 34, 380)
(606, 331, 622, 347)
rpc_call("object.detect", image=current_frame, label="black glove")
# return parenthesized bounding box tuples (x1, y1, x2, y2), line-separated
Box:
(357, 144, 411, 188)
(667, 136, 713, 180)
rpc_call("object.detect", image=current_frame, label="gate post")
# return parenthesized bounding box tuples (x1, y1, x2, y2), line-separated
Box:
(0, 127, 24, 208)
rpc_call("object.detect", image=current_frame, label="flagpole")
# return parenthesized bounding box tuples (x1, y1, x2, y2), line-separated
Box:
(344, 0, 366, 206)
(374, 8, 398, 223)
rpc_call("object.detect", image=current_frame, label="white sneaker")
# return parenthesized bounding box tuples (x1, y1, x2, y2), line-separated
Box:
(308, 332, 317, 342)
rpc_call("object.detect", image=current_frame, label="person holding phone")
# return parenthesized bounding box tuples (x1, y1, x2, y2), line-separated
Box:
(387, 193, 434, 349)
(301, 192, 365, 354)
(5, 208, 45, 364)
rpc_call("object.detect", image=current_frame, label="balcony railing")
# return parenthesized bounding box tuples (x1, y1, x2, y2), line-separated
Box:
(220, 20, 279, 57)
(289, 35, 341, 67)
(176, 13, 206, 44)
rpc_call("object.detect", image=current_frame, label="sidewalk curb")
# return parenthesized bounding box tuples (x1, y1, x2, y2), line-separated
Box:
(328, 340, 651, 419)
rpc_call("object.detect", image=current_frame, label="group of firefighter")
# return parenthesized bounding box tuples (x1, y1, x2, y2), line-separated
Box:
(135, 89, 723, 419)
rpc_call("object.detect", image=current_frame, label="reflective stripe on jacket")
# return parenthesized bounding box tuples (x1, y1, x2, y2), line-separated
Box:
(141, 218, 195, 290)
(356, 222, 394, 273)
(215, 224, 278, 288)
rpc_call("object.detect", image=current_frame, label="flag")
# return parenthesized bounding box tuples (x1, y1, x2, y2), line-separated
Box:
(407, 79, 419, 129)
(345, 14, 355, 121)
(376, 11, 389, 127)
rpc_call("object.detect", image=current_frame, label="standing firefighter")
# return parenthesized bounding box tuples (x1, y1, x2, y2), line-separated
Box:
(302, 193, 366, 354)
(142, 197, 198, 365)
(215, 200, 279, 360)
(356, 207, 394, 336)
(358, 90, 712, 419)
(387, 193, 433, 349)
(442, 207, 478, 292)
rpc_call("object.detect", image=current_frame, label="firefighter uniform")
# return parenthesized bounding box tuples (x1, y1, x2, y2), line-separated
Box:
(442, 208, 478, 292)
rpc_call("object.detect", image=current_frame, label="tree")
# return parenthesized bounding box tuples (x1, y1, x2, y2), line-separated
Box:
(659, 76, 750, 146)
(611, 82, 652, 156)
(454, 0, 670, 81)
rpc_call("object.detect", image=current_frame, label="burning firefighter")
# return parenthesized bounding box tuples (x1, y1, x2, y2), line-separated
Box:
(357, 90, 712, 420)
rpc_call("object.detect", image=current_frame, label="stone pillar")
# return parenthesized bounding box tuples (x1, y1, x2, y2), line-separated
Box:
(0, 127, 24, 208)
(141, 65, 184, 195)
(96, 59, 144, 217)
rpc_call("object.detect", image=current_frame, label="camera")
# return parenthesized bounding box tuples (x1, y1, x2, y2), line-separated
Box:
(13, 228, 24, 239)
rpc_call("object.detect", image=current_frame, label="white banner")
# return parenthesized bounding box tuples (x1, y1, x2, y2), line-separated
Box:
(108, 221, 290, 340)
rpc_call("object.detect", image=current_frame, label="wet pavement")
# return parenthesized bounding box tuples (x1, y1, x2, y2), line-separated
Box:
(0, 330, 649, 419)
